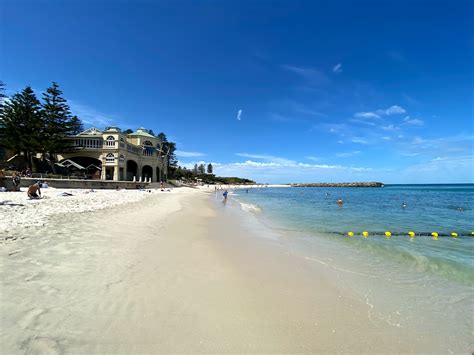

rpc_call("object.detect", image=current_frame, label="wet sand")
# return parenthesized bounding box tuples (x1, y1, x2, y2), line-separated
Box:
(0, 189, 452, 353)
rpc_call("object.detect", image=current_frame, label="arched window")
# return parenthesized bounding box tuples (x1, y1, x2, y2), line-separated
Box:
(105, 136, 115, 147)
(142, 140, 154, 156)
(105, 153, 115, 163)
(119, 154, 125, 163)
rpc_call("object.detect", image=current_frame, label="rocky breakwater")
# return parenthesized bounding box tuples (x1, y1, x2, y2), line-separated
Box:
(291, 182, 384, 187)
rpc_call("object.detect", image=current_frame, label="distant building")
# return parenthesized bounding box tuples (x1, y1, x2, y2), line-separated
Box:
(57, 127, 168, 182)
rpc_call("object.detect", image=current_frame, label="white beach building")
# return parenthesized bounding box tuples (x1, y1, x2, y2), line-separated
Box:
(57, 127, 168, 182)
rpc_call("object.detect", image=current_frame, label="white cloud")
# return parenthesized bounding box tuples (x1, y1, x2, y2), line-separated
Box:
(400, 155, 474, 183)
(292, 102, 327, 117)
(350, 118, 377, 126)
(209, 159, 373, 183)
(69, 100, 120, 127)
(354, 105, 406, 120)
(282, 65, 329, 86)
(354, 112, 381, 119)
(384, 105, 406, 115)
(175, 150, 206, 157)
(411, 136, 427, 145)
(332, 63, 342, 73)
(306, 156, 321, 162)
(381, 124, 399, 131)
(337, 140, 344, 144)
(235, 153, 296, 165)
(237, 109, 242, 121)
(403, 116, 424, 125)
(336, 151, 361, 158)
(399, 134, 474, 161)
(268, 112, 292, 122)
(351, 137, 368, 144)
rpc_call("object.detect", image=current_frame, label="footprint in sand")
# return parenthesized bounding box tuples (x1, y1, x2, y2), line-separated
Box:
(40, 284, 59, 295)
(21, 336, 61, 355)
(18, 308, 47, 330)
(24, 272, 43, 282)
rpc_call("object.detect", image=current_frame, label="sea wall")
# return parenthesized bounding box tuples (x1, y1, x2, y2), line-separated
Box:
(1, 176, 149, 190)
(291, 182, 384, 188)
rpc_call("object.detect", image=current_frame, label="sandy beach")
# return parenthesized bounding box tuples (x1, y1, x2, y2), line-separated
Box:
(0, 186, 465, 353)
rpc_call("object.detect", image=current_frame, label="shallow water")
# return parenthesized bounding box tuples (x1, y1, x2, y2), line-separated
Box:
(228, 185, 474, 352)
(233, 184, 474, 286)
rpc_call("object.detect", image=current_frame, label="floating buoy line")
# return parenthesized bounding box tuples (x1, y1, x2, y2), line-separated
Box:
(340, 231, 474, 239)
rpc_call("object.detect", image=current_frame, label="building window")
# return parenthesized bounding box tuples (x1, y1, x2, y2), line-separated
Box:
(105, 153, 115, 163)
(119, 154, 125, 163)
(143, 140, 153, 146)
(143, 148, 153, 157)
(105, 136, 115, 147)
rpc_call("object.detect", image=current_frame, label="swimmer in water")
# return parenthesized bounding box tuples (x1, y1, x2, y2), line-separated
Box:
(336, 198, 344, 206)
(402, 202, 407, 208)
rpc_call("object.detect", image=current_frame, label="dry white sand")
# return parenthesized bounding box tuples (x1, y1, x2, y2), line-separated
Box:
(0, 187, 453, 353)
(0, 187, 166, 235)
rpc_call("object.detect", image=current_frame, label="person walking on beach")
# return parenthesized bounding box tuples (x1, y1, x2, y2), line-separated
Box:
(27, 182, 41, 199)
(223, 190, 228, 203)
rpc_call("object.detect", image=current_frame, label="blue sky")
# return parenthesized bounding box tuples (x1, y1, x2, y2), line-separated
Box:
(1, 0, 472, 183)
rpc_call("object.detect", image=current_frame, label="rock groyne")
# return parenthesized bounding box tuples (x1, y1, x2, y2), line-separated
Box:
(291, 182, 384, 188)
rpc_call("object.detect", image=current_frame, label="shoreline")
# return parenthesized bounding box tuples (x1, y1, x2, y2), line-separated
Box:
(1, 187, 471, 353)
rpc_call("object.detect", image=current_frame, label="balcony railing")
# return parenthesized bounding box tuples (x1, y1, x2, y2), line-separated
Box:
(72, 138, 103, 149)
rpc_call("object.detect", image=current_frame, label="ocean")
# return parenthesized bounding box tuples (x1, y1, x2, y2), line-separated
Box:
(226, 184, 474, 350)
(232, 184, 473, 284)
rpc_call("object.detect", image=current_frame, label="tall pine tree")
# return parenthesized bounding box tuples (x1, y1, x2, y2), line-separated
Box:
(157, 132, 178, 168)
(0, 81, 6, 110)
(41, 82, 82, 166)
(1, 86, 43, 169)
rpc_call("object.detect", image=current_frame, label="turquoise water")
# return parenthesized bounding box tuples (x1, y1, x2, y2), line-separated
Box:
(232, 184, 474, 286)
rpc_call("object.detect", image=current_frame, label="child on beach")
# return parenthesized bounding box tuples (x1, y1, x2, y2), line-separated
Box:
(27, 182, 41, 199)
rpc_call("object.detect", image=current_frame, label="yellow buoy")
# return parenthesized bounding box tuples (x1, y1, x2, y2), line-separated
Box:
(451, 232, 458, 238)
(408, 231, 415, 237)
(347, 231, 354, 237)
(431, 232, 439, 240)
(471, 231, 474, 236)
(385, 231, 392, 238)
(362, 231, 369, 237)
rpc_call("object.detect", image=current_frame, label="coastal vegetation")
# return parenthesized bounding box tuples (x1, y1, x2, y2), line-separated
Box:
(0, 82, 82, 170)
(171, 166, 255, 185)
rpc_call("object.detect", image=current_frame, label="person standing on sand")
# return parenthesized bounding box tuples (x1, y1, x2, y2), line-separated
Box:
(27, 182, 41, 199)
(12, 173, 21, 192)
(223, 190, 228, 202)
